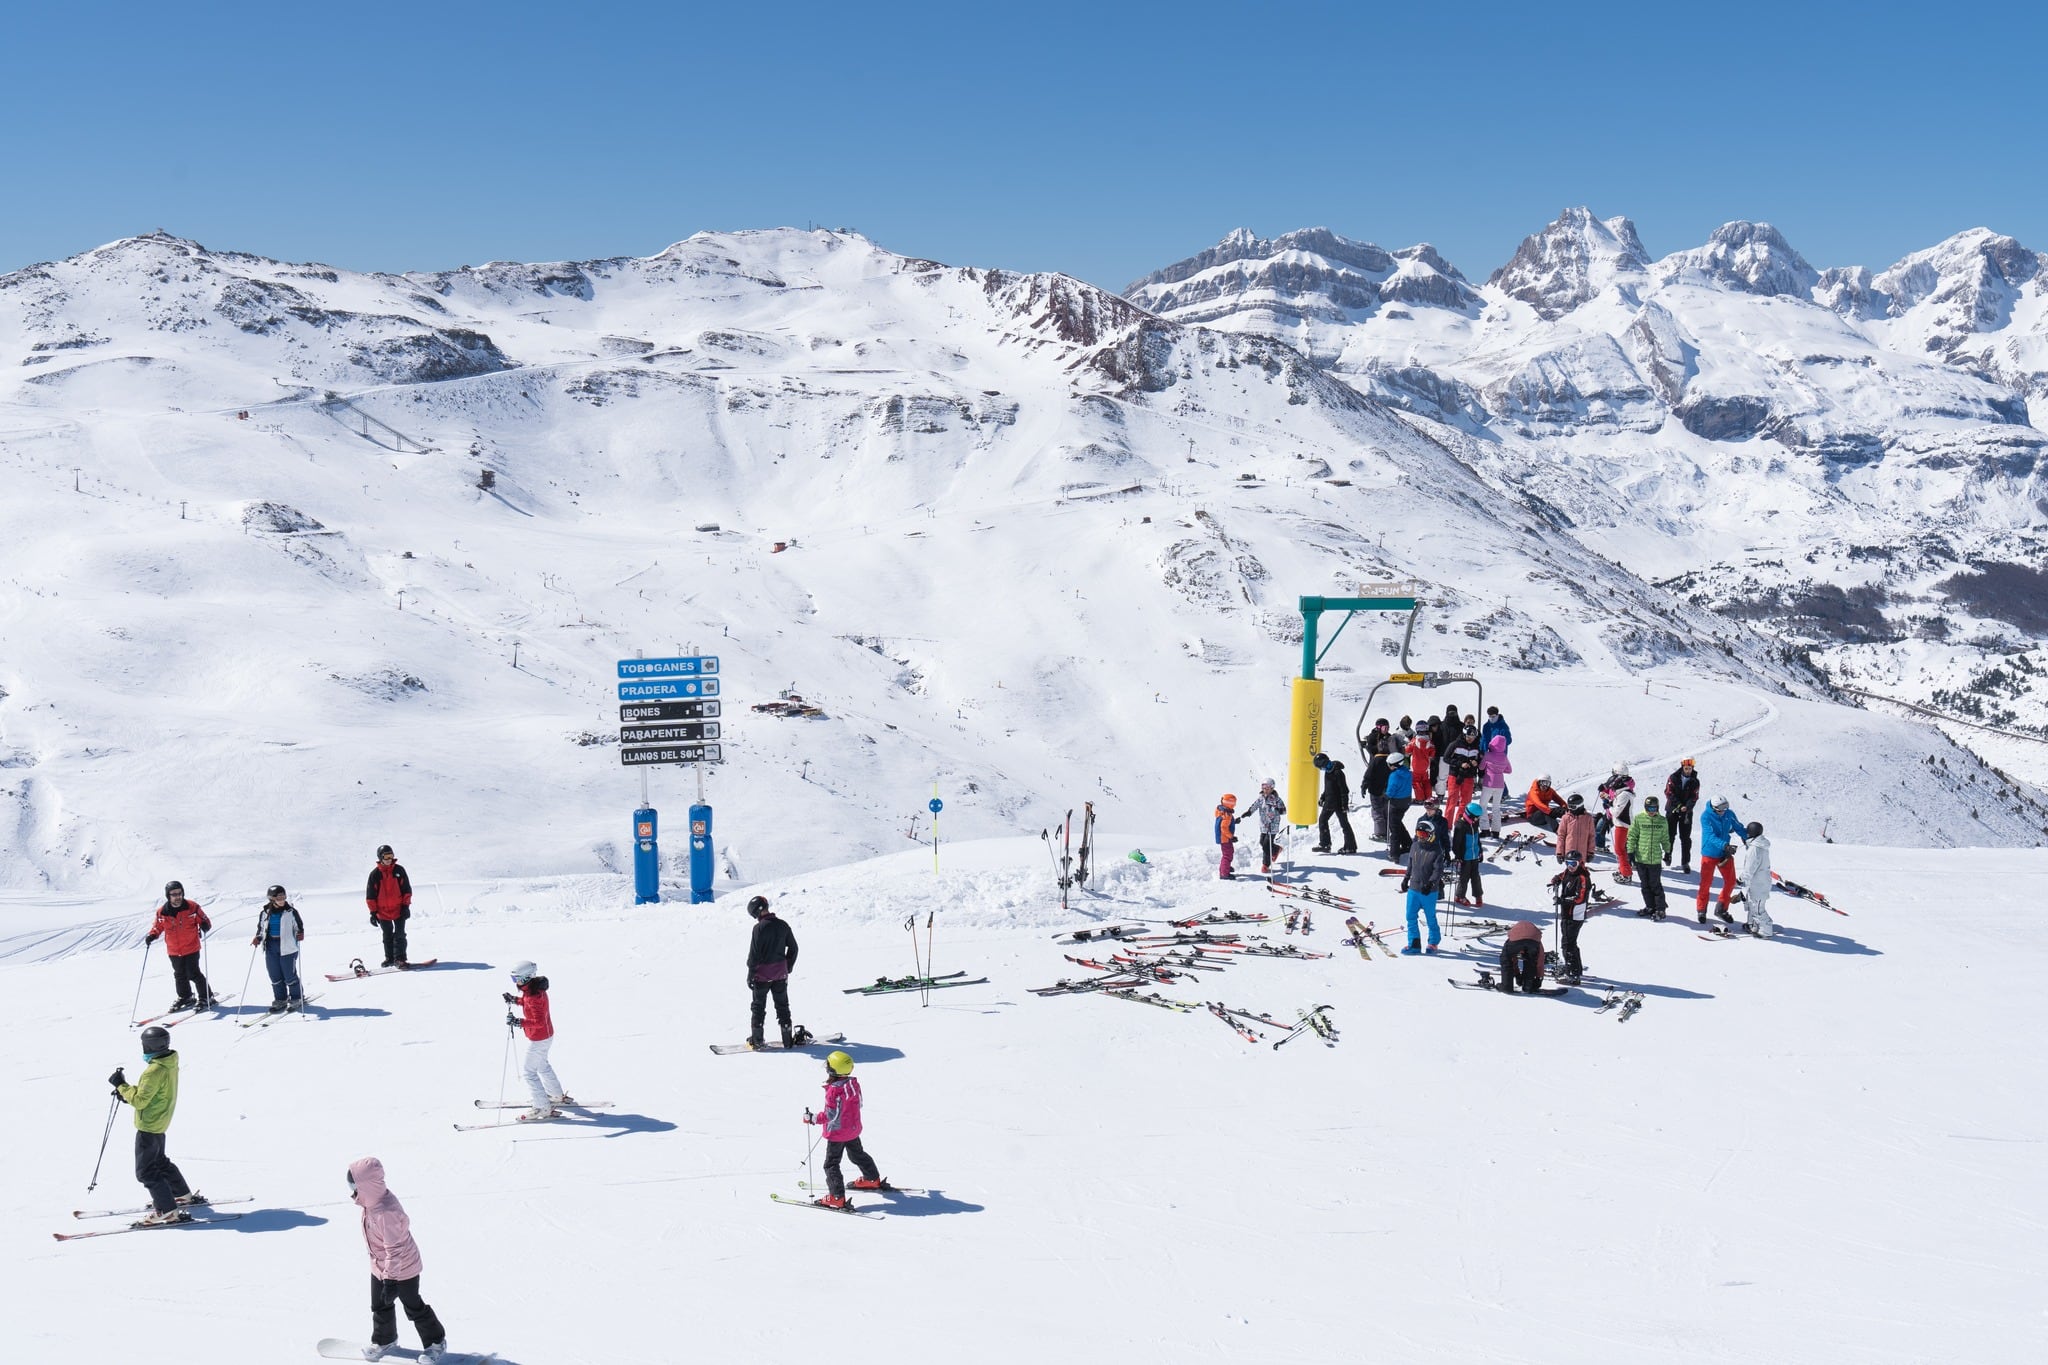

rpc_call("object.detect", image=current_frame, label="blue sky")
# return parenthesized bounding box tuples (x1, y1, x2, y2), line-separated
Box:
(6, 1, 2044, 288)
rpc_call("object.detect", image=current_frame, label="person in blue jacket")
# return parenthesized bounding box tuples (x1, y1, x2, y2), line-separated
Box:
(1694, 796, 1743, 923)
(1480, 706, 1512, 753)
(1384, 754, 1416, 859)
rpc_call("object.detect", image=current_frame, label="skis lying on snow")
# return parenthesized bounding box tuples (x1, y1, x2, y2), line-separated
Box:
(324, 958, 439, 981)
(318, 1339, 497, 1362)
(237, 995, 323, 1027)
(1341, 916, 1374, 960)
(1273, 1005, 1338, 1050)
(1051, 924, 1150, 944)
(1232, 942, 1331, 960)
(770, 1192, 884, 1218)
(709, 1031, 846, 1056)
(1103, 989, 1198, 1012)
(1266, 883, 1354, 908)
(1171, 908, 1272, 927)
(1773, 871, 1848, 914)
(1596, 990, 1646, 1021)
(74, 1196, 252, 1219)
(844, 972, 987, 996)
(55, 1211, 246, 1240)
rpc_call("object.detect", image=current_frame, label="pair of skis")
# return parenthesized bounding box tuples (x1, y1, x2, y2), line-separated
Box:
(1273, 1005, 1338, 1050)
(1266, 882, 1353, 909)
(1042, 802, 1096, 911)
(452, 1099, 616, 1131)
(55, 1197, 251, 1241)
(1773, 871, 1848, 915)
(1596, 990, 1645, 1022)
(131, 996, 238, 1029)
(844, 970, 987, 996)
(237, 994, 324, 1028)
(1341, 916, 1396, 960)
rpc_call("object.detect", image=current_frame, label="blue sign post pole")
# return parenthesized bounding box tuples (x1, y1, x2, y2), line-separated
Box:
(633, 807, 660, 905)
(689, 801, 714, 904)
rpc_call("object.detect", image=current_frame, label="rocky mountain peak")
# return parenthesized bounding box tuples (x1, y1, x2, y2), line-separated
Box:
(1487, 207, 1649, 319)
(1876, 228, 2043, 330)
(1660, 221, 1819, 298)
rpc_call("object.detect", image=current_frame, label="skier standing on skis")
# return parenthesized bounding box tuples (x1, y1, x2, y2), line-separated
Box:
(1522, 776, 1561, 832)
(364, 845, 414, 969)
(146, 881, 213, 1012)
(1362, 717, 1396, 843)
(746, 895, 801, 1049)
(250, 885, 306, 1013)
(1384, 754, 1415, 860)
(1404, 726, 1436, 804)
(809, 1050, 888, 1210)
(1738, 822, 1776, 938)
(1246, 780, 1287, 875)
(1608, 764, 1638, 884)
(1497, 919, 1546, 993)
(1696, 797, 1744, 925)
(1628, 795, 1672, 920)
(1213, 793, 1239, 880)
(1398, 822, 1447, 955)
(1312, 753, 1358, 855)
(1555, 794, 1596, 867)
(347, 1156, 449, 1362)
(1549, 853, 1592, 985)
(1451, 801, 1485, 908)
(111, 1025, 197, 1225)
(503, 961, 573, 1118)
(1663, 759, 1700, 872)
(1478, 733, 1513, 835)
(1442, 725, 1482, 830)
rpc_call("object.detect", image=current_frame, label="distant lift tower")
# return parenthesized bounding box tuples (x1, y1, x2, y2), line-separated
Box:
(1287, 587, 1482, 825)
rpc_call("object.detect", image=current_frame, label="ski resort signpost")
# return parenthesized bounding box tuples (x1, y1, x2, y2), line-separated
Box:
(617, 654, 726, 905)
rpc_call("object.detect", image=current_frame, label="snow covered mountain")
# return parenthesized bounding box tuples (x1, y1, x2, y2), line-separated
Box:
(1, 228, 2042, 903)
(1126, 212, 2048, 771)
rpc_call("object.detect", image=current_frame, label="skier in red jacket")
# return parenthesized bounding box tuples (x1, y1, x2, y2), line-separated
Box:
(364, 845, 414, 968)
(146, 881, 213, 1011)
(502, 962, 573, 1119)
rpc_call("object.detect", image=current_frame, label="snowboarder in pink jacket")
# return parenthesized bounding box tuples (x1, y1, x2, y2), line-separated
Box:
(348, 1156, 448, 1361)
(808, 1051, 888, 1208)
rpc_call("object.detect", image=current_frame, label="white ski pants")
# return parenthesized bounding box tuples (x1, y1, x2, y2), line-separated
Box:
(1480, 785, 1507, 834)
(521, 1036, 563, 1109)
(1744, 883, 1776, 937)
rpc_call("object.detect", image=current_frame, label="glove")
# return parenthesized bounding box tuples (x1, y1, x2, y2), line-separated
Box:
(505, 1012, 519, 1028)
(109, 1067, 126, 1089)
(145, 931, 160, 943)
(369, 914, 379, 926)
(502, 992, 518, 1005)
(251, 935, 261, 946)
(804, 1107, 815, 1124)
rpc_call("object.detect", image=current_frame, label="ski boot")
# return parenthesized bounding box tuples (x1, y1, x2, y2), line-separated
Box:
(266, 1000, 288, 1014)
(527, 1105, 559, 1120)
(550, 1094, 577, 1107)
(746, 1034, 766, 1051)
(362, 1345, 394, 1362)
(1400, 940, 1423, 956)
(850, 1177, 891, 1191)
(174, 1192, 210, 1207)
(1697, 912, 1709, 926)
(1424, 941, 1441, 954)
(1716, 906, 1736, 924)
(138, 1208, 193, 1227)
(421, 1344, 448, 1364)
(819, 1194, 850, 1210)
(780, 1026, 797, 1048)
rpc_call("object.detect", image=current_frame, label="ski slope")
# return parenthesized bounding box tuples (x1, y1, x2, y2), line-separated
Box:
(7, 832, 2043, 1365)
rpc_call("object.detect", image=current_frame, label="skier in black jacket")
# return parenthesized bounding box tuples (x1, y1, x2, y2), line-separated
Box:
(1312, 753, 1358, 854)
(745, 895, 800, 1049)
(1663, 759, 1700, 872)
(1361, 718, 1395, 842)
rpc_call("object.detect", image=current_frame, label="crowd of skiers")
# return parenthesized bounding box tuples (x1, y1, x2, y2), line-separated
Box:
(1215, 710, 1784, 991)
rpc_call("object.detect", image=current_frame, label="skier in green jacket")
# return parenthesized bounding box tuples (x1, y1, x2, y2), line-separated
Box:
(111, 1025, 202, 1224)
(1627, 796, 1673, 920)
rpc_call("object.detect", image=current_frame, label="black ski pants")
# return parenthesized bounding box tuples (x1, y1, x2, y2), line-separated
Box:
(749, 977, 792, 1042)
(1638, 863, 1668, 915)
(1386, 799, 1413, 859)
(1667, 812, 1693, 868)
(134, 1129, 189, 1213)
(824, 1137, 881, 1199)
(170, 951, 210, 1005)
(1258, 832, 1281, 869)
(1317, 805, 1356, 853)
(1367, 789, 1389, 840)
(377, 915, 409, 966)
(370, 1274, 446, 1350)
(1500, 939, 1544, 993)
(1560, 915, 1586, 978)
(1455, 858, 1483, 903)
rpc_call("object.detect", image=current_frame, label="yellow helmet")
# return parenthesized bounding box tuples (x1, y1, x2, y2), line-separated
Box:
(827, 1051, 854, 1076)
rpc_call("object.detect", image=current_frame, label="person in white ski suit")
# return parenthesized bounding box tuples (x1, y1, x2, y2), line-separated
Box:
(1738, 823, 1776, 938)
(1245, 780, 1287, 874)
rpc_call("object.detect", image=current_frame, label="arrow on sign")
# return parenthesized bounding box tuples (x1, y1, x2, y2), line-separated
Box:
(619, 721, 721, 744)
(620, 743, 725, 767)
(619, 699, 722, 723)
(618, 678, 721, 700)
(617, 656, 720, 679)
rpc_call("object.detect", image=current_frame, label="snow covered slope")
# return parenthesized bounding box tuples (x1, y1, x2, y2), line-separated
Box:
(7, 834, 2045, 1365)
(7, 227, 2037, 901)
(1127, 215, 2048, 770)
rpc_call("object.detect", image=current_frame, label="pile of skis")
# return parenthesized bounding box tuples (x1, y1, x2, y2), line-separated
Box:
(1204, 1001, 1336, 1049)
(1041, 802, 1095, 912)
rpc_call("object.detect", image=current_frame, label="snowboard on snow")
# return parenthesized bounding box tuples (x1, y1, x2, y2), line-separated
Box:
(325, 959, 439, 981)
(316, 1339, 497, 1361)
(709, 1031, 845, 1056)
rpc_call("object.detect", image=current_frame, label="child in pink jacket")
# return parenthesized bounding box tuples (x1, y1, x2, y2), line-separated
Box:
(348, 1156, 448, 1362)
(808, 1051, 889, 1208)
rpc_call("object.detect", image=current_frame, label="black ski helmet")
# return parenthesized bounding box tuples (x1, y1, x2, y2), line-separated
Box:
(1643, 796, 1660, 812)
(1745, 821, 1764, 839)
(1566, 793, 1586, 811)
(376, 844, 394, 858)
(164, 880, 184, 895)
(140, 1025, 171, 1055)
(747, 895, 769, 918)
(267, 884, 287, 898)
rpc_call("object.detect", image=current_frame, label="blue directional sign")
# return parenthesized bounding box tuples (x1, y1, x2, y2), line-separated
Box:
(618, 677, 722, 700)
(618, 656, 720, 679)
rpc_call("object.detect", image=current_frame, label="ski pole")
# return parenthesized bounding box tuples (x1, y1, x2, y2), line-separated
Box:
(802, 1108, 818, 1195)
(236, 935, 260, 1017)
(87, 1090, 120, 1190)
(496, 1014, 517, 1124)
(128, 934, 153, 1024)
(923, 910, 936, 1010)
